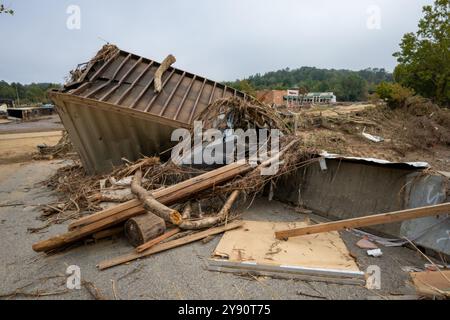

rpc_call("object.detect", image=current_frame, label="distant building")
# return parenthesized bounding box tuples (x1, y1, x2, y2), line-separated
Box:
(299, 92, 337, 104)
(256, 90, 286, 106)
(257, 90, 337, 107)
(0, 98, 14, 109)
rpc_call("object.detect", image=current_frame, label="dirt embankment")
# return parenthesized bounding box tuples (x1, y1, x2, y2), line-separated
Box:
(0, 131, 63, 164)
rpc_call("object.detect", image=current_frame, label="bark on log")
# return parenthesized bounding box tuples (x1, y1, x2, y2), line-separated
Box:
(178, 190, 240, 230)
(181, 202, 192, 220)
(131, 170, 183, 225)
(154, 54, 176, 93)
(125, 213, 166, 247)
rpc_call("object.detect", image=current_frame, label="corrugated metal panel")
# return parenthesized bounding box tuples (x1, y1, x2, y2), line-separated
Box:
(49, 46, 251, 174)
(61, 48, 249, 125)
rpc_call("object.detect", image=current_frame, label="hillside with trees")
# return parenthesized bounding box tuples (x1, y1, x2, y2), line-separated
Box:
(225, 67, 392, 102)
(0, 81, 61, 105)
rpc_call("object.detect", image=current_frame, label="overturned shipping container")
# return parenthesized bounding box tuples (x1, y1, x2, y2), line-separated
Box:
(49, 45, 251, 174)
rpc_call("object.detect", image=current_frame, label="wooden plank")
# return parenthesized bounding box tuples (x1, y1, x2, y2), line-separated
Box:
(68, 160, 249, 230)
(410, 270, 450, 298)
(33, 162, 251, 252)
(97, 221, 244, 270)
(207, 264, 365, 286)
(136, 228, 180, 253)
(275, 203, 450, 240)
(32, 206, 144, 252)
(213, 220, 361, 274)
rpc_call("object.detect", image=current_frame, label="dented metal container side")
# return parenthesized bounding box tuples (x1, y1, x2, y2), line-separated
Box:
(53, 94, 179, 174)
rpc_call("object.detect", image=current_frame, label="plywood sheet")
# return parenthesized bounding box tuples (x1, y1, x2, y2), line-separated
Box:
(410, 270, 450, 298)
(212, 220, 360, 273)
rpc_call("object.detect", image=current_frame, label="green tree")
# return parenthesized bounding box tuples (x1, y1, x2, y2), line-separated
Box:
(0, 4, 14, 15)
(393, 0, 450, 106)
(0, 81, 61, 104)
(337, 74, 368, 101)
(376, 82, 415, 108)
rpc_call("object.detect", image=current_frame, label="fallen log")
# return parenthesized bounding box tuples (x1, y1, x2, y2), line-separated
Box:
(69, 140, 297, 232)
(136, 228, 181, 253)
(178, 190, 240, 230)
(32, 205, 144, 252)
(124, 213, 166, 247)
(35, 141, 298, 253)
(33, 161, 250, 252)
(92, 227, 123, 241)
(97, 220, 243, 270)
(154, 54, 176, 93)
(68, 160, 249, 231)
(131, 170, 182, 225)
(275, 202, 450, 240)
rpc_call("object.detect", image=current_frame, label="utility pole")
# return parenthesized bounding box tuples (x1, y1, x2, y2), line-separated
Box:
(15, 85, 20, 107)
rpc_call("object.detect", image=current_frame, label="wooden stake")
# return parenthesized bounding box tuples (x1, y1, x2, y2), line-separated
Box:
(135, 228, 180, 253)
(275, 202, 450, 240)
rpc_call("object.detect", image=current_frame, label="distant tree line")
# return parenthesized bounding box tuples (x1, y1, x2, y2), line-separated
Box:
(0, 81, 61, 105)
(225, 67, 393, 102)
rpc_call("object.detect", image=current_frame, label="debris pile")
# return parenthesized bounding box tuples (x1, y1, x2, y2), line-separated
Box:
(35, 131, 75, 160)
(290, 99, 450, 170)
(28, 45, 449, 294)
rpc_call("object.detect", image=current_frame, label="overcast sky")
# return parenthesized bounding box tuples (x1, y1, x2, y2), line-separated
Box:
(0, 0, 432, 84)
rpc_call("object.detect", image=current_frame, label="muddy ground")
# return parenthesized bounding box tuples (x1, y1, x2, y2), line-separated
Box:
(0, 131, 62, 165)
(0, 114, 63, 134)
(0, 160, 429, 300)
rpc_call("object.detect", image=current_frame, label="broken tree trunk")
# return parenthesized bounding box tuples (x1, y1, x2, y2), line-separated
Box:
(181, 202, 192, 220)
(178, 190, 240, 230)
(33, 160, 251, 252)
(275, 202, 450, 240)
(131, 170, 182, 225)
(68, 160, 249, 231)
(124, 213, 166, 247)
(154, 54, 176, 93)
(97, 220, 244, 270)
